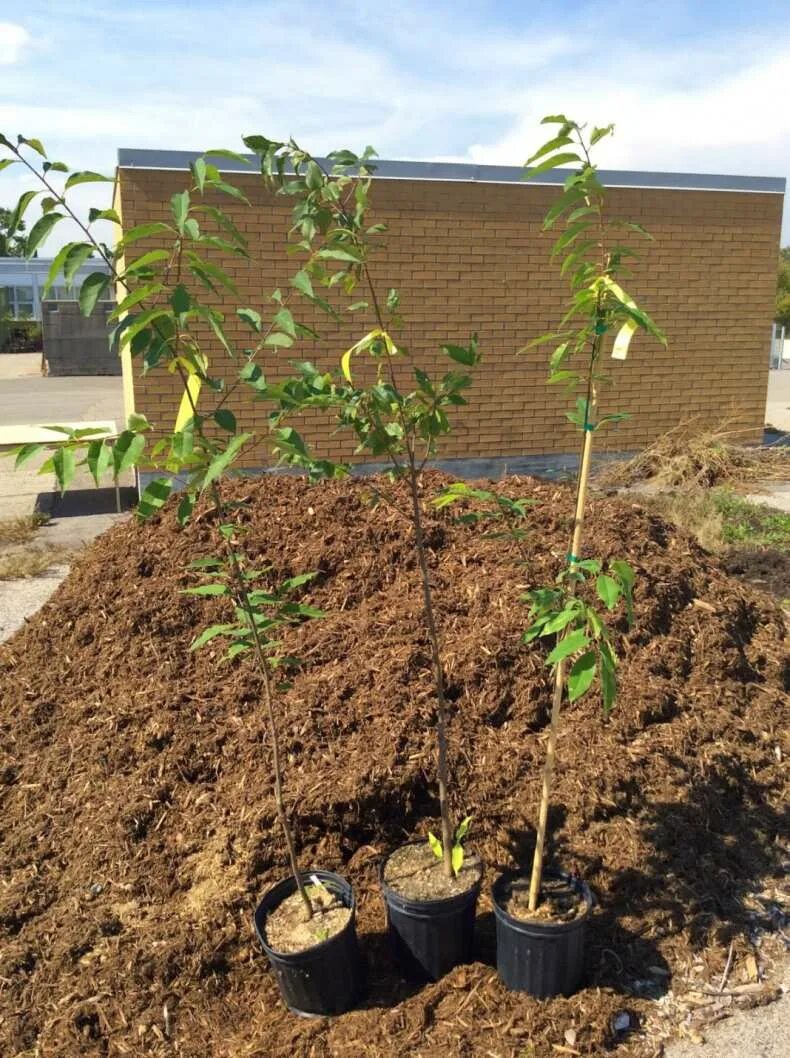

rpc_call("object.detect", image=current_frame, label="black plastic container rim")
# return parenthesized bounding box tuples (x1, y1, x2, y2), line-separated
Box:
(379, 841, 484, 916)
(254, 869, 356, 963)
(492, 868, 593, 936)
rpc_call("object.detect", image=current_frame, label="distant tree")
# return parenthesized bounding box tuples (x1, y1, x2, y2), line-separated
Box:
(777, 247, 790, 329)
(0, 205, 26, 256)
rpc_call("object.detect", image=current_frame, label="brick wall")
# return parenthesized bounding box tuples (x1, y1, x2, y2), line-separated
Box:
(116, 166, 782, 467)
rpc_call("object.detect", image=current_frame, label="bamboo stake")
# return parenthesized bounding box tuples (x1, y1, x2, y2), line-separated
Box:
(528, 389, 597, 912)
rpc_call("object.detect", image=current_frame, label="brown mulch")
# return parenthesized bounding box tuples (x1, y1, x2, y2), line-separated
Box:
(0, 473, 787, 1058)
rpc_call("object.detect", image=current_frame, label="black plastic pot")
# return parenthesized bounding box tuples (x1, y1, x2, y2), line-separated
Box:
(492, 869, 593, 998)
(253, 870, 364, 1017)
(380, 847, 483, 982)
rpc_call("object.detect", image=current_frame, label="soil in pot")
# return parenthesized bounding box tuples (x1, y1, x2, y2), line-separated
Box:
(383, 841, 483, 900)
(501, 873, 589, 925)
(265, 881, 352, 955)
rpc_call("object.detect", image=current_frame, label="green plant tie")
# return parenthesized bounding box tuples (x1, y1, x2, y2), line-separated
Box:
(583, 422, 595, 432)
(566, 552, 581, 564)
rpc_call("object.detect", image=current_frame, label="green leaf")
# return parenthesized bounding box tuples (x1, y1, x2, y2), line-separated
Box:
(64, 170, 112, 190)
(455, 815, 472, 842)
(590, 124, 614, 146)
(20, 136, 47, 157)
(525, 152, 581, 179)
(118, 222, 173, 250)
(201, 432, 252, 491)
(13, 442, 44, 469)
(427, 832, 443, 860)
(451, 845, 464, 876)
(551, 220, 593, 258)
(170, 284, 190, 314)
(42, 243, 74, 297)
(177, 493, 196, 526)
(273, 307, 297, 337)
(263, 332, 294, 348)
(88, 207, 121, 225)
(237, 307, 262, 332)
(191, 157, 207, 192)
(600, 642, 618, 712)
(610, 559, 635, 592)
(111, 430, 145, 475)
(291, 270, 314, 298)
(545, 627, 589, 665)
(51, 446, 76, 494)
(443, 343, 476, 366)
(190, 623, 235, 650)
(596, 574, 621, 610)
(211, 180, 250, 204)
(182, 583, 229, 597)
(568, 651, 597, 701)
(137, 477, 173, 519)
(540, 608, 579, 636)
(124, 249, 169, 274)
(171, 190, 190, 232)
(8, 190, 39, 236)
(206, 148, 251, 166)
(110, 283, 163, 319)
(305, 160, 323, 189)
(549, 342, 571, 373)
(214, 409, 236, 432)
(26, 212, 64, 257)
(63, 242, 94, 285)
(281, 572, 317, 592)
(85, 439, 112, 486)
(526, 134, 574, 167)
(127, 412, 152, 432)
(79, 272, 110, 316)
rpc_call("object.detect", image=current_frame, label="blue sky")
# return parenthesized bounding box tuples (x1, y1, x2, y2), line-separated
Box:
(1, 0, 788, 246)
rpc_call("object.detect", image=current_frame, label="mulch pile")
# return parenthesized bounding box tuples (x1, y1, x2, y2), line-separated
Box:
(1, 474, 787, 1058)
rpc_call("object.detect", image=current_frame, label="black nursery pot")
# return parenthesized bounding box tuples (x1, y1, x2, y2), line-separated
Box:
(492, 869, 593, 999)
(253, 870, 364, 1017)
(380, 848, 483, 982)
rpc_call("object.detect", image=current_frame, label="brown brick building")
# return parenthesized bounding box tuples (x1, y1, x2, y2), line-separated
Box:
(115, 151, 785, 474)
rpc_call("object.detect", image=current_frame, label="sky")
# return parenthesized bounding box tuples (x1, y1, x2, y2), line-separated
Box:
(0, 0, 788, 249)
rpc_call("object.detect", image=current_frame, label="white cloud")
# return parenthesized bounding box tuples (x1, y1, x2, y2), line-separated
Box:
(0, 22, 31, 65)
(0, 2, 787, 248)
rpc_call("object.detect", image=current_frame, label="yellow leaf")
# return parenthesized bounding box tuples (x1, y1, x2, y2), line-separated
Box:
(340, 327, 394, 382)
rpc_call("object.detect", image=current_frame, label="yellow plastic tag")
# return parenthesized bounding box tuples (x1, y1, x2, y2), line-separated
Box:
(174, 373, 202, 431)
(612, 320, 637, 360)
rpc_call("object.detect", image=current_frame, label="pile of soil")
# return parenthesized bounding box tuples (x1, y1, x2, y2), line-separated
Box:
(1, 474, 787, 1058)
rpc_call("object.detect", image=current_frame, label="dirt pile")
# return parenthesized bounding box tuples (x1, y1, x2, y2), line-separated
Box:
(1, 474, 787, 1058)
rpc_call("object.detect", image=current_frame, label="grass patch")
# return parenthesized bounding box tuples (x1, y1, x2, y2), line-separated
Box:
(0, 546, 71, 580)
(0, 512, 49, 547)
(637, 488, 790, 553)
(715, 491, 790, 550)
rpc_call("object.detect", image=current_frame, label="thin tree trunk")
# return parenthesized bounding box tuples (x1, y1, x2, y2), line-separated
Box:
(406, 463, 455, 878)
(213, 485, 313, 920)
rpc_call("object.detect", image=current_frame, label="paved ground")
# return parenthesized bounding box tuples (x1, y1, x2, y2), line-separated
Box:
(765, 369, 790, 432)
(0, 351, 43, 380)
(0, 363, 124, 427)
(665, 991, 789, 1058)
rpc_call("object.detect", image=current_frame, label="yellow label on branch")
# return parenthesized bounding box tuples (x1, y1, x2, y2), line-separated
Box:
(173, 353, 208, 431)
